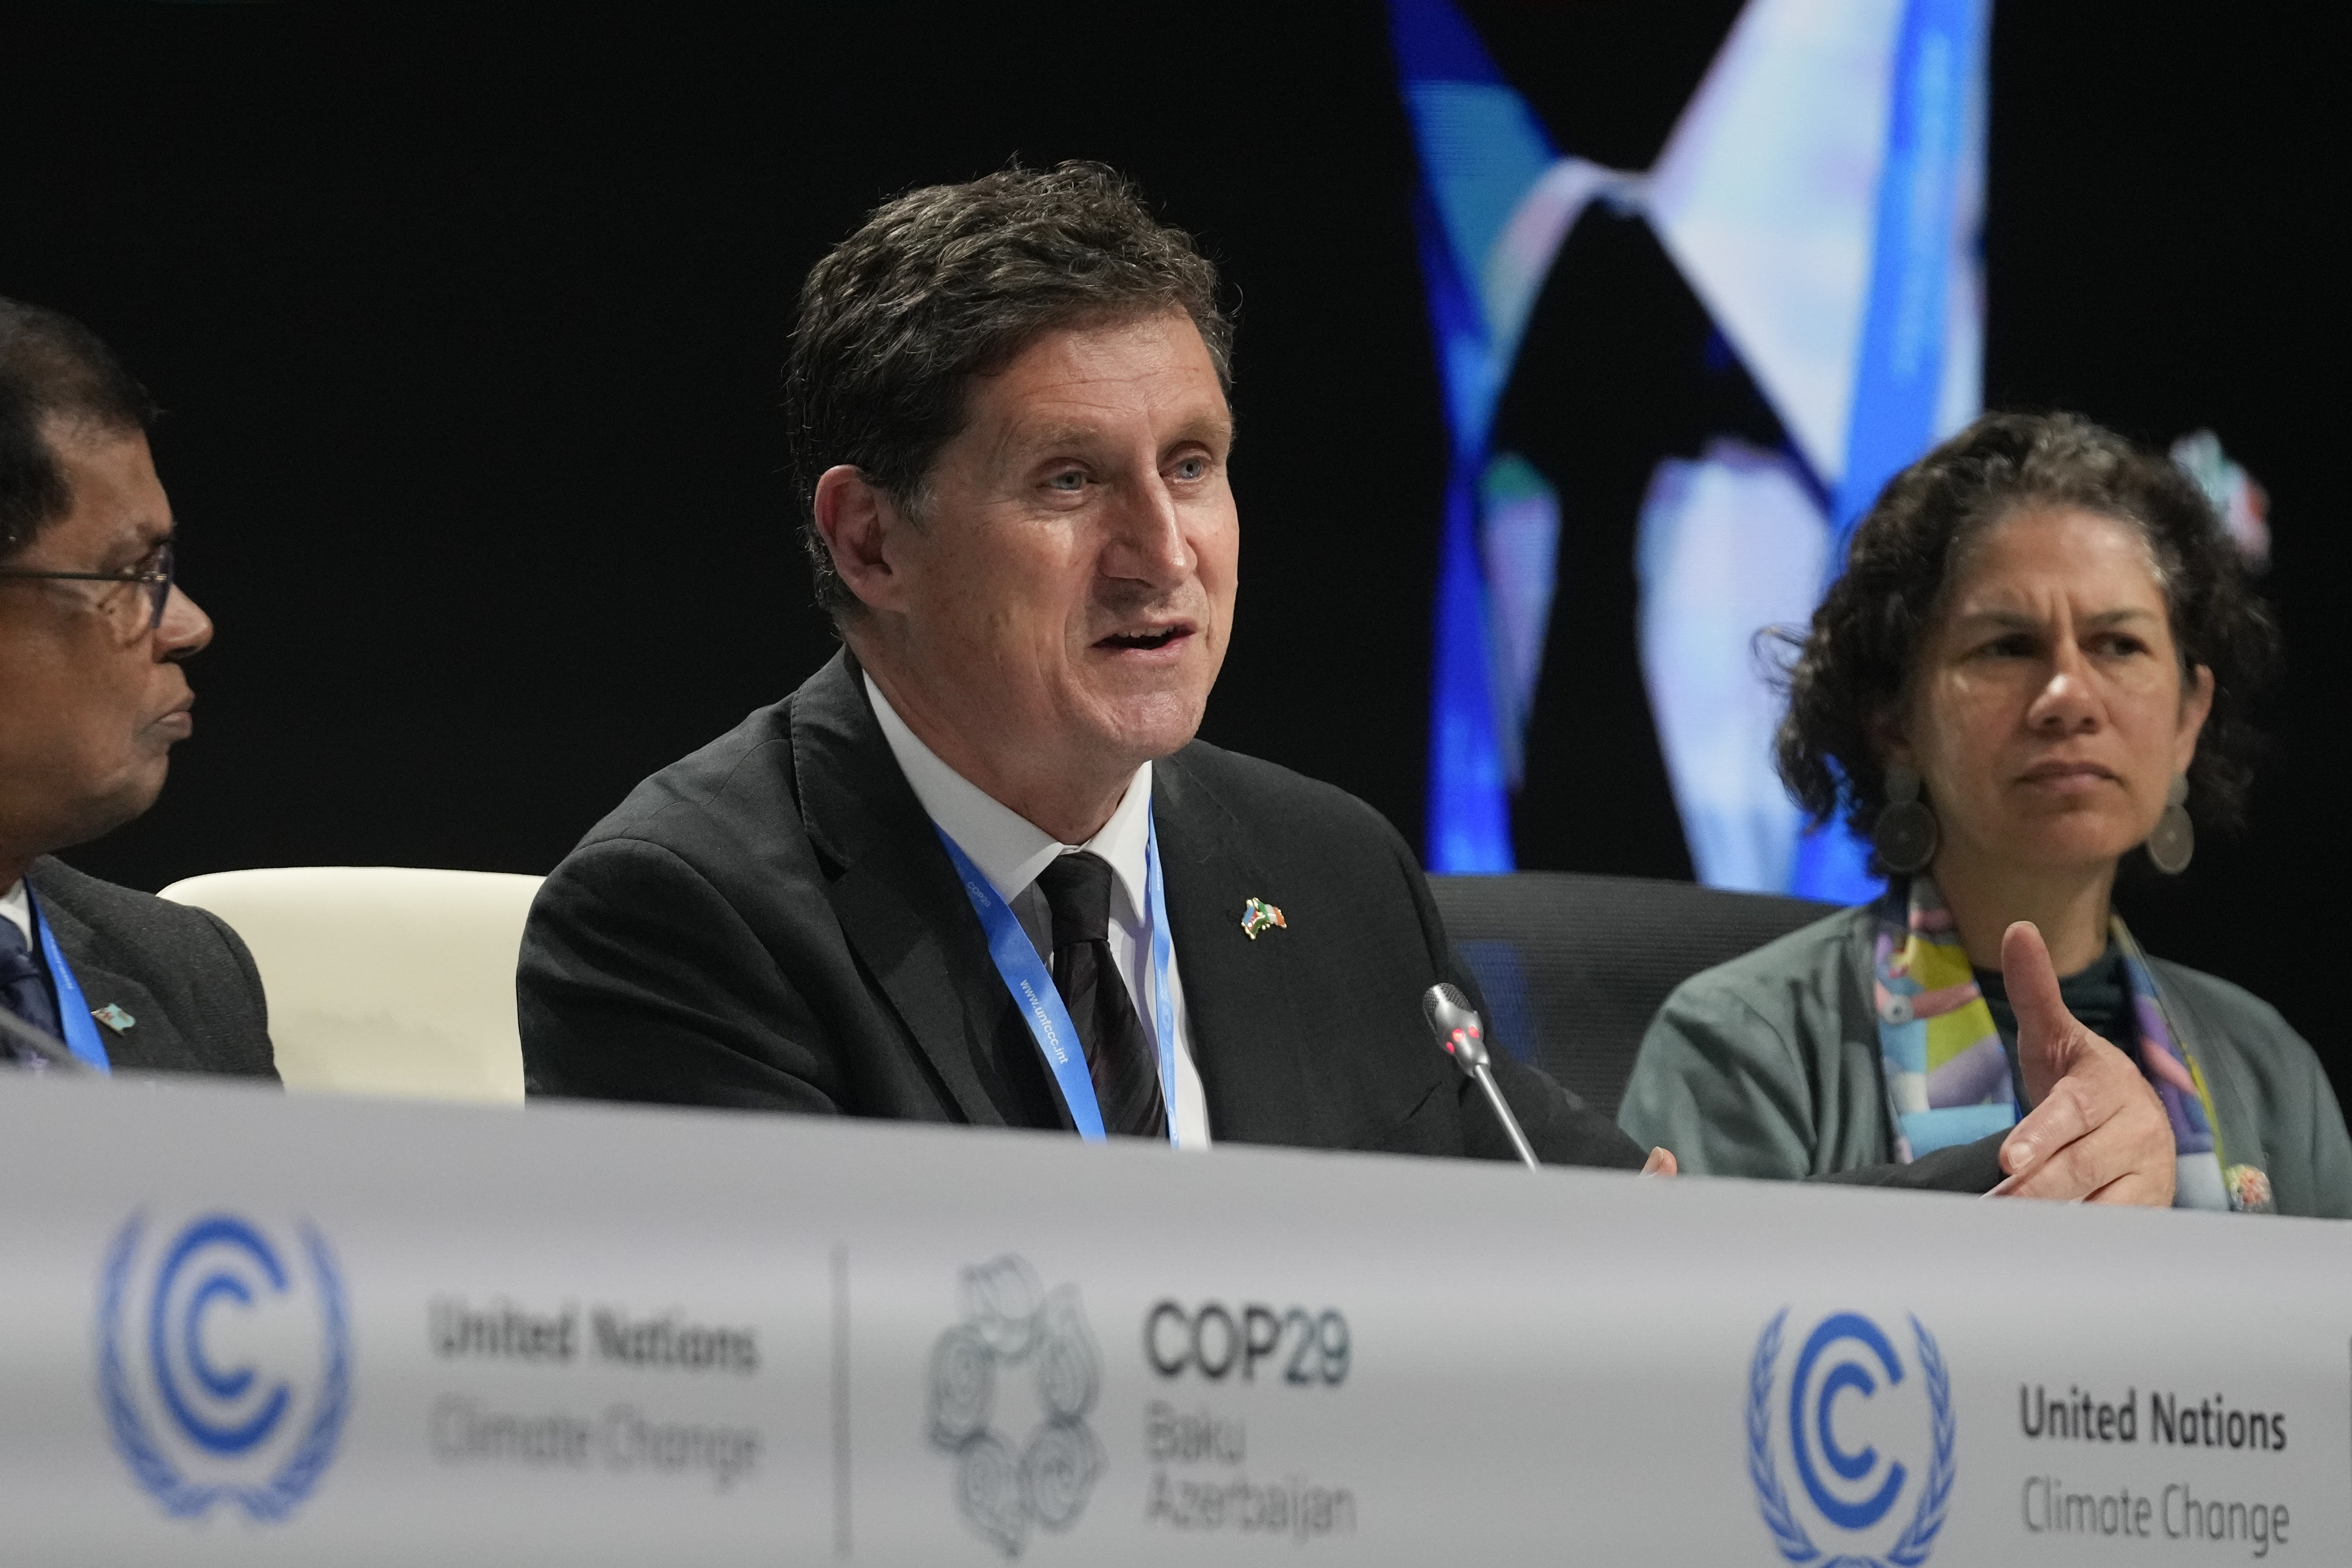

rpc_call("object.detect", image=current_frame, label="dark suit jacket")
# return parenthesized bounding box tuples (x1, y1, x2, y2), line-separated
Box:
(23, 856, 277, 1079)
(520, 653, 1644, 1167)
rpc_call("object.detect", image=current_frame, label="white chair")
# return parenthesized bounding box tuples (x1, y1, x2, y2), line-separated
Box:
(157, 866, 541, 1104)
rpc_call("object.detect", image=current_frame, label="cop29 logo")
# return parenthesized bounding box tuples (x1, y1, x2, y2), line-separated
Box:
(1747, 1309, 1955, 1568)
(96, 1211, 354, 1521)
(926, 1256, 1105, 1558)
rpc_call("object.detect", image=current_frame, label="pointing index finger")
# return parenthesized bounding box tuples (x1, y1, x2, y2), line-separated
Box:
(2002, 920, 2073, 1109)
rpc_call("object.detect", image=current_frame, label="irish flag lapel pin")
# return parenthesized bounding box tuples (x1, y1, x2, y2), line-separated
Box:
(1240, 897, 1287, 940)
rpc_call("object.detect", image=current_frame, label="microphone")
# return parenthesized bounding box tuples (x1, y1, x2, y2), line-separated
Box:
(1422, 983, 1539, 1170)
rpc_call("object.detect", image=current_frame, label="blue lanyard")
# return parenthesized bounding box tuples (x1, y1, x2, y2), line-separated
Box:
(934, 812, 1180, 1144)
(26, 889, 112, 1075)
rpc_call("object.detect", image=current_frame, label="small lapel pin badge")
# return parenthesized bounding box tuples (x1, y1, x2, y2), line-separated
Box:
(1240, 897, 1287, 940)
(91, 1003, 137, 1034)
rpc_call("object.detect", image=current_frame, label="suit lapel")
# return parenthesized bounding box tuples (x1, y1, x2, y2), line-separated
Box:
(791, 652, 1014, 1128)
(1152, 750, 1326, 1146)
(25, 871, 187, 1074)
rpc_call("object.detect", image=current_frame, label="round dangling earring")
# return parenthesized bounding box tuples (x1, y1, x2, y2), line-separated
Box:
(1873, 764, 1939, 875)
(2147, 774, 2194, 874)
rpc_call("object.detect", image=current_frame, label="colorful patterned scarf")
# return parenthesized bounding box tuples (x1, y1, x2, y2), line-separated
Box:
(1871, 875, 2259, 1212)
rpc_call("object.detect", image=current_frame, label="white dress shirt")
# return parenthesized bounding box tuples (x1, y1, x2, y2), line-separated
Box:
(865, 673, 1211, 1148)
(1, 879, 30, 948)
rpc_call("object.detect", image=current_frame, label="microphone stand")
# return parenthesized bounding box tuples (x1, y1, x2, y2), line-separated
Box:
(1422, 984, 1540, 1170)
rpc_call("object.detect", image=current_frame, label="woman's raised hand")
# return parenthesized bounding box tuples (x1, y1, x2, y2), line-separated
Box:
(1990, 920, 2176, 1205)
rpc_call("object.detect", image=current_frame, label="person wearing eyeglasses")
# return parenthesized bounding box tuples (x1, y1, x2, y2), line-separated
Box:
(0, 297, 274, 1079)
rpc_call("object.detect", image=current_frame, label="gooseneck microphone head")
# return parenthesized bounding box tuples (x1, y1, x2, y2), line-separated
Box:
(1420, 983, 1538, 1170)
(1422, 983, 1490, 1068)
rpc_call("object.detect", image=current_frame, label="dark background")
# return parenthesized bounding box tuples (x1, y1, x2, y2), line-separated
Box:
(5, 4, 2343, 1094)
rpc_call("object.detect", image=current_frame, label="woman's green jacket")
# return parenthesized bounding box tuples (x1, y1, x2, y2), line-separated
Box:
(1617, 905, 2352, 1218)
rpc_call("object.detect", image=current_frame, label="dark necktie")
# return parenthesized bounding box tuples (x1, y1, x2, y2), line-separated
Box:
(1033, 851, 1168, 1140)
(1, 914, 63, 1062)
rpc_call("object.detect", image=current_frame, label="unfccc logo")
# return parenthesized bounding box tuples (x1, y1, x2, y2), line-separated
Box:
(1747, 1309, 1955, 1568)
(96, 1211, 353, 1521)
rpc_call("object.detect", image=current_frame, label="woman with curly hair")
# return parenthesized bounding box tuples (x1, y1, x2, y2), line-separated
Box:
(1619, 412, 2352, 1215)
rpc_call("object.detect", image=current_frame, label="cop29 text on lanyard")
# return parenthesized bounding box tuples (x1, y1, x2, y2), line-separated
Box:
(936, 817, 1178, 1144)
(26, 890, 113, 1074)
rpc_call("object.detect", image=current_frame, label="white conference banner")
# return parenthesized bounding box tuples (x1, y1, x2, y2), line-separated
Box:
(0, 1074, 2343, 1565)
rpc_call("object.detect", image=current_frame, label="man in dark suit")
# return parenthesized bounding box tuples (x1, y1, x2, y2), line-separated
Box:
(520, 163, 1634, 1163)
(520, 164, 2164, 1191)
(0, 297, 274, 1078)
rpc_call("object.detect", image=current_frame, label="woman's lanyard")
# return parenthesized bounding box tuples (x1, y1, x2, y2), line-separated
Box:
(934, 814, 1180, 1145)
(25, 890, 113, 1075)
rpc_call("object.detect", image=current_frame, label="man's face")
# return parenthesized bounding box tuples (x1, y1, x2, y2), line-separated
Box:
(871, 312, 1238, 786)
(0, 422, 212, 867)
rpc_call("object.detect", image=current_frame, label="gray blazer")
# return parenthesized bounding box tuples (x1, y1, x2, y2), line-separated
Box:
(1618, 904, 2352, 1218)
(23, 856, 277, 1080)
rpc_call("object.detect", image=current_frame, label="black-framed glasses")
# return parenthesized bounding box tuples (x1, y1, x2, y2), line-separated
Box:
(0, 540, 176, 630)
